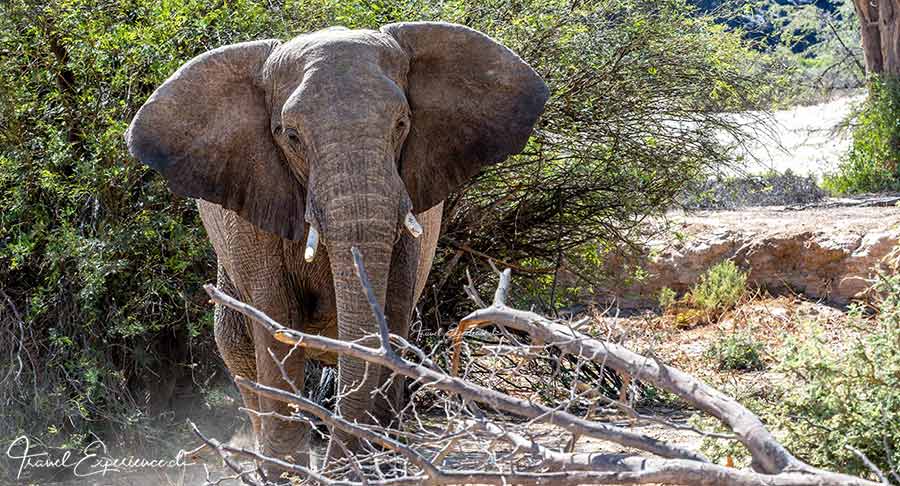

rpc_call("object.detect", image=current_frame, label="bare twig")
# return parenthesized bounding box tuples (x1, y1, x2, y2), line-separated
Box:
(189, 421, 262, 486)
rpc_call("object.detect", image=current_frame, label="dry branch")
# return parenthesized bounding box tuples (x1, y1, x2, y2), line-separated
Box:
(460, 279, 798, 474)
(205, 284, 703, 463)
(197, 254, 883, 486)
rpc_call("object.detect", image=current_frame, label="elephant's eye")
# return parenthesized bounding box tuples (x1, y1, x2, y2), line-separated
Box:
(279, 127, 306, 157)
(285, 128, 302, 146)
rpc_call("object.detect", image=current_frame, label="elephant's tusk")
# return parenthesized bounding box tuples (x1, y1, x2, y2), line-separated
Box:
(404, 212, 423, 238)
(304, 225, 319, 262)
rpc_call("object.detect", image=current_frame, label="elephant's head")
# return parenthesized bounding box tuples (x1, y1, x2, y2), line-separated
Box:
(125, 22, 547, 418)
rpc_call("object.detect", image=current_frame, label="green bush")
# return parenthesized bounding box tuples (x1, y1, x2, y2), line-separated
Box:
(704, 330, 765, 371)
(691, 260, 748, 315)
(0, 0, 316, 450)
(765, 268, 900, 478)
(658, 287, 677, 311)
(824, 77, 900, 194)
(428, 0, 774, 318)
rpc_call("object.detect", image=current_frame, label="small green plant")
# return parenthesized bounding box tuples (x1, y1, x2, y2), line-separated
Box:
(823, 77, 900, 194)
(691, 260, 748, 317)
(658, 287, 677, 311)
(704, 330, 765, 371)
(204, 386, 232, 409)
(636, 383, 683, 408)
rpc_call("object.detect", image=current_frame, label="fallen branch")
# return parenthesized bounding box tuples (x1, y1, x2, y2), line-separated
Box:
(196, 252, 883, 486)
(459, 270, 801, 475)
(205, 283, 704, 462)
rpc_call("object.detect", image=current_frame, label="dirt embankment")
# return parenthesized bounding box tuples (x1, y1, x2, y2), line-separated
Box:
(599, 202, 900, 309)
(596, 91, 900, 309)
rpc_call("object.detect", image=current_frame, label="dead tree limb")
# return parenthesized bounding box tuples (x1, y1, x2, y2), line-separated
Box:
(460, 283, 800, 475)
(199, 254, 883, 486)
(204, 284, 704, 462)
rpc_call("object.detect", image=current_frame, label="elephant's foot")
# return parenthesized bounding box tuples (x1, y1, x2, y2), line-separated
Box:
(255, 389, 314, 483)
(258, 430, 311, 485)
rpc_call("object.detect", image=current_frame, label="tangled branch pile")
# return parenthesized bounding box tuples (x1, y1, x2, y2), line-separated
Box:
(193, 254, 885, 486)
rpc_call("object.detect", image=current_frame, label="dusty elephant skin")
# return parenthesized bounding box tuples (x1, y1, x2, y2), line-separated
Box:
(124, 22, 548, 479)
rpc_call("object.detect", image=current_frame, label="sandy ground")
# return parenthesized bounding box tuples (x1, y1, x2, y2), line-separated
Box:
(726, 92, 865, 178)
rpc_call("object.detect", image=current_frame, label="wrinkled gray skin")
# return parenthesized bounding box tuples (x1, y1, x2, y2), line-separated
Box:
(125, 22, 548, 477)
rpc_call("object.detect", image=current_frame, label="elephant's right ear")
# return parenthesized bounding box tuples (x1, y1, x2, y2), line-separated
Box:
(126, 39, 307, 241)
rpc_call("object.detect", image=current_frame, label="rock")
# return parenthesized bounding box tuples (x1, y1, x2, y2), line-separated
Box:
(769, 307, 788, 321)
(596, 207, 900, 308)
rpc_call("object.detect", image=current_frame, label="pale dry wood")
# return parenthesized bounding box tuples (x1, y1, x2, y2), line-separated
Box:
(205, 284, 704, 462)
(200, 258, 884, 486)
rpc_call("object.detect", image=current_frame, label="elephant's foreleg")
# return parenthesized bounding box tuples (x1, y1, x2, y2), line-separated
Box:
(249, 285, 311, 479)
(213, 265, 261, 440)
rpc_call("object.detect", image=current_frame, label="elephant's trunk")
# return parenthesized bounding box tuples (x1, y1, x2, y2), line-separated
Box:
(328, 236, 392, 405)
(312, 147, 411, 454)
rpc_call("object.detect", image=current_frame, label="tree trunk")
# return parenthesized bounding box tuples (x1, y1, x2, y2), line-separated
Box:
(880, 0, 900, 75)
(854, 0, 884, 73)
(853, 0, 900, 77)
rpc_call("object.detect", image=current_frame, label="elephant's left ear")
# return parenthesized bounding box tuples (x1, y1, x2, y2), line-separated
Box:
(381, 22, 549, 212)
(126, 39, 309, 241)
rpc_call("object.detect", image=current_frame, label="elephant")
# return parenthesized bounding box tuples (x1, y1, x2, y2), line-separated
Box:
(125, 21, 548, 477)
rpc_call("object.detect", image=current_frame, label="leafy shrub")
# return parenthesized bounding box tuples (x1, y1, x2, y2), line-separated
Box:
(765, 267, 900, 479)
(691, 260, 748, 316)
(426, 0, 775, 319)
(658, 287, 677, 311)
(704, 330, 765, 371)
(656, 262, 748, 328)
(823, 77, 900, 194)
(0, 0, 319, 450)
